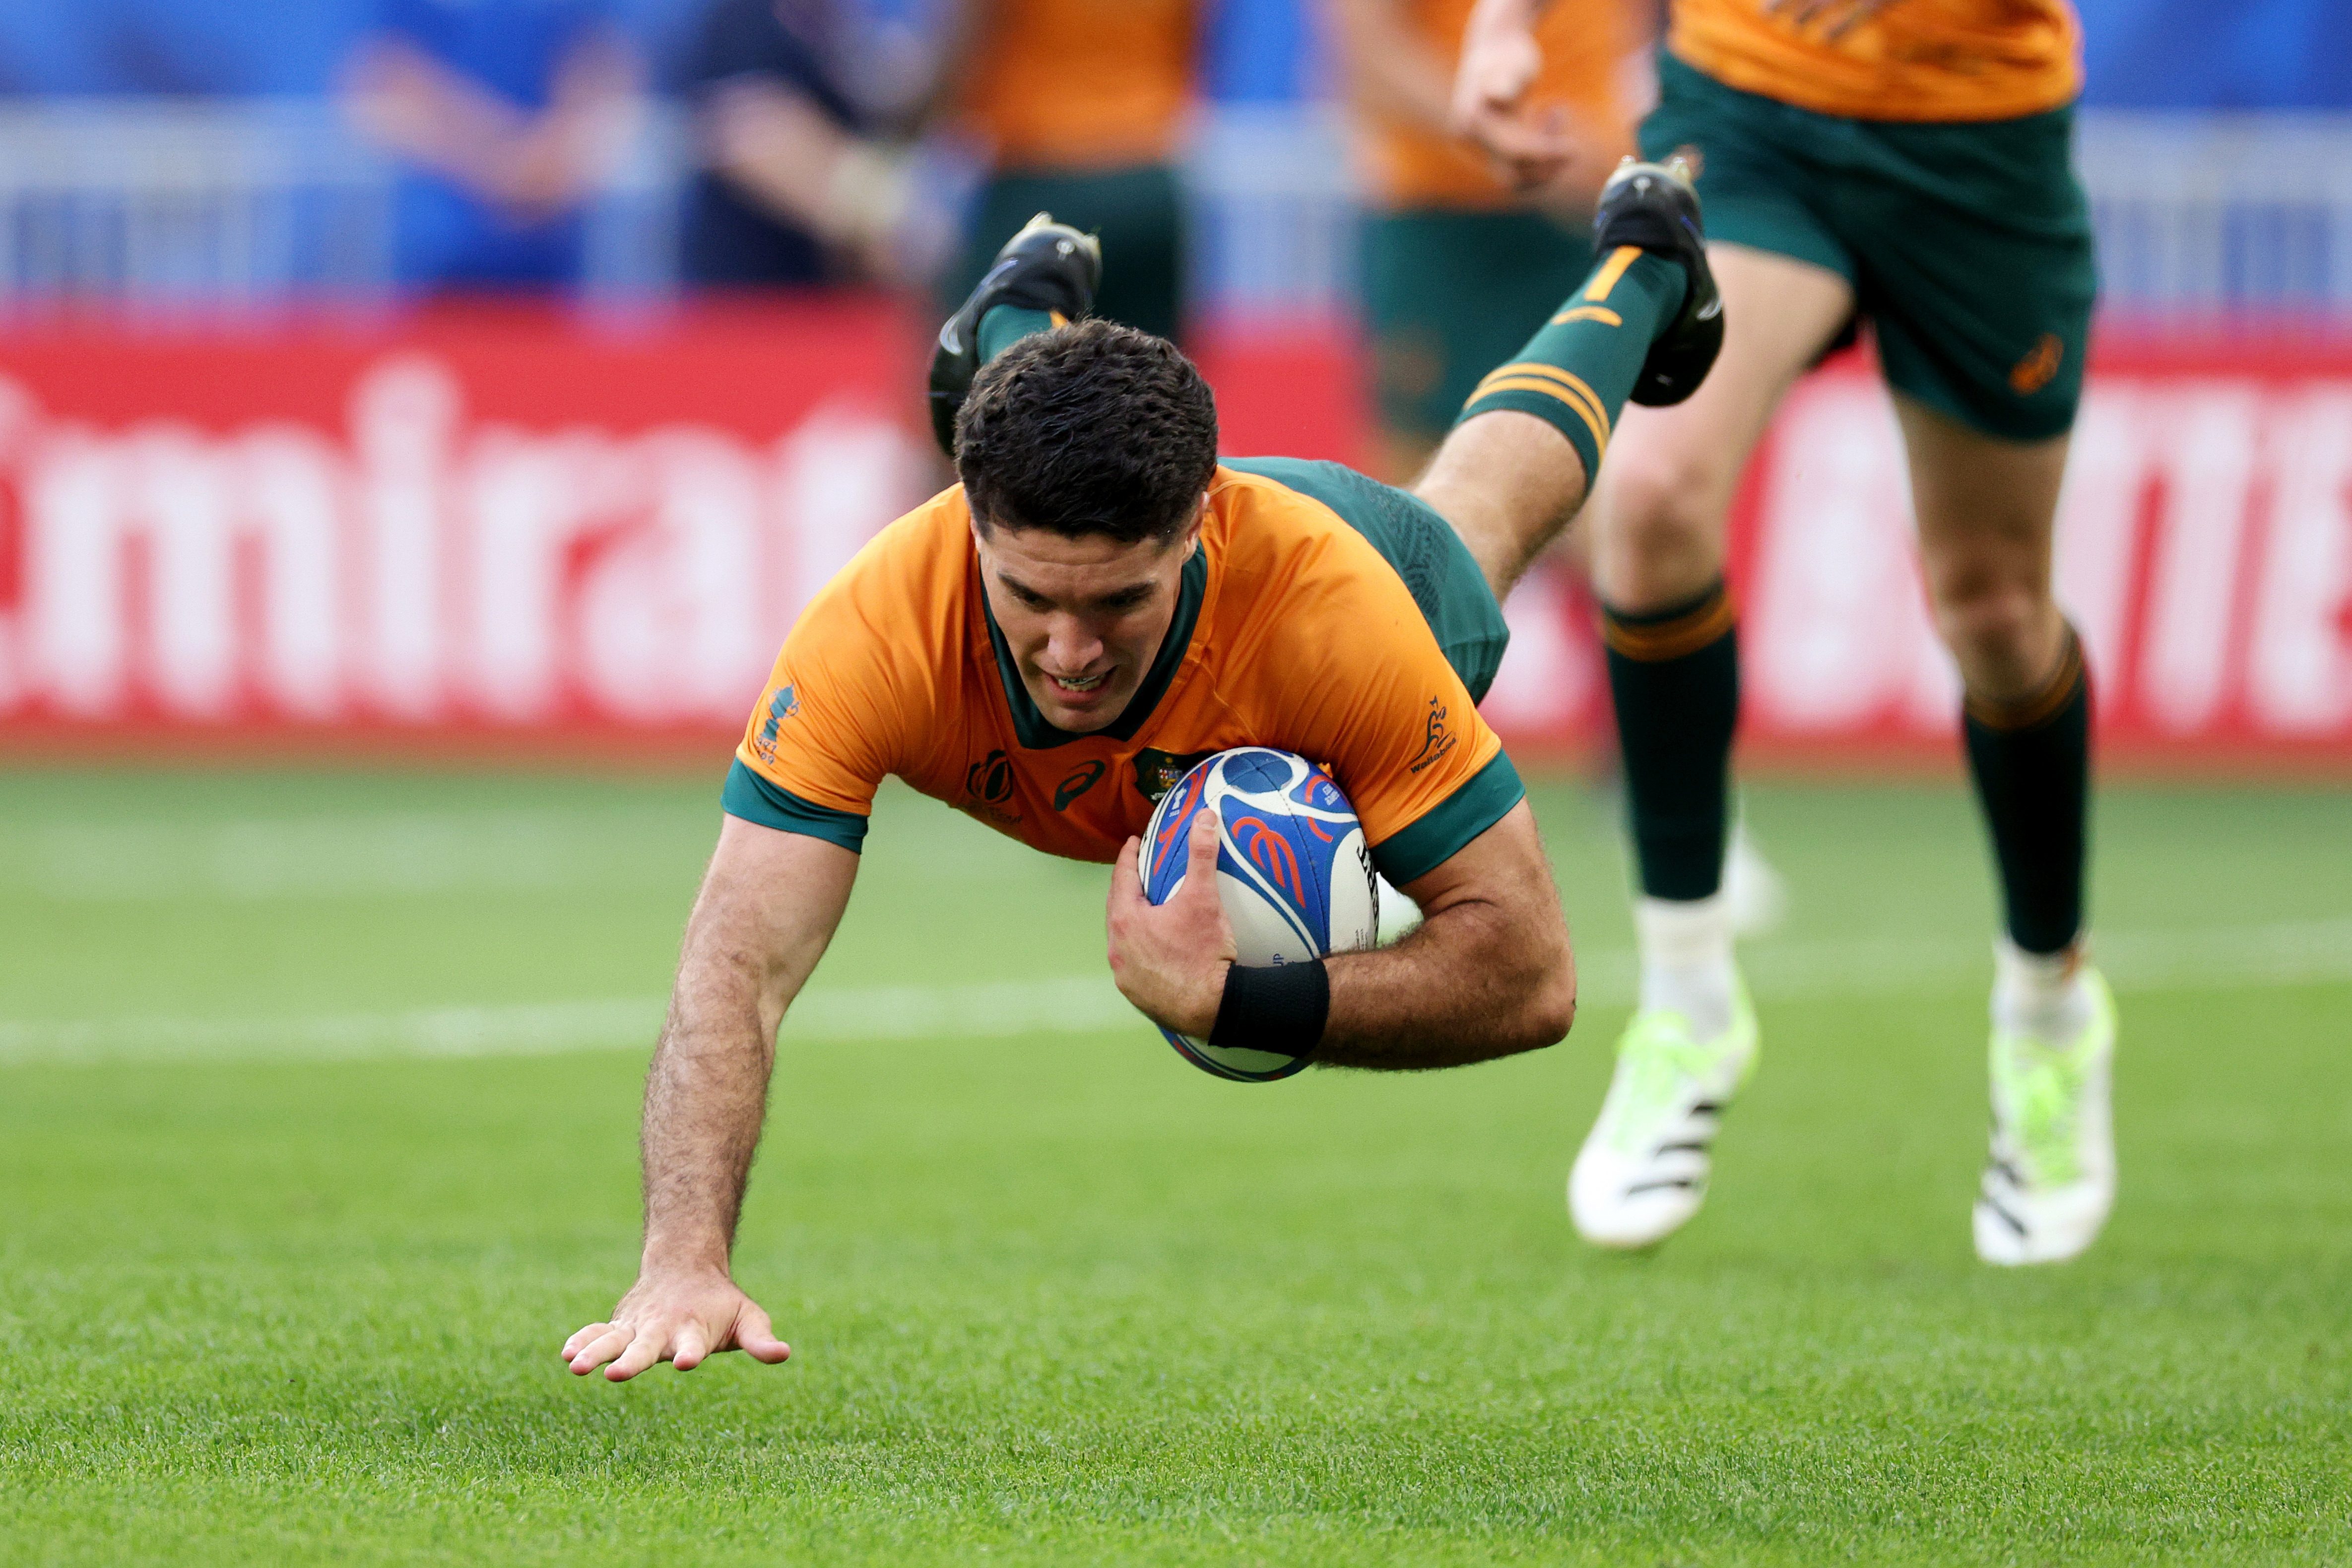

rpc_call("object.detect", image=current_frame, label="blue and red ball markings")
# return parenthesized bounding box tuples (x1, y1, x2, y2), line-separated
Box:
(1144, 749, 1357, 952)
(1139, 749, 1364, 1083)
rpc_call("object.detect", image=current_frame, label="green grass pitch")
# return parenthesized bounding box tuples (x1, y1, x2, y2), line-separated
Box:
(0, 766, 2347, 1565)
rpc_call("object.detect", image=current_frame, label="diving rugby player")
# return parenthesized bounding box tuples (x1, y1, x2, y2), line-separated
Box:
(564, 169, 1722, 1380)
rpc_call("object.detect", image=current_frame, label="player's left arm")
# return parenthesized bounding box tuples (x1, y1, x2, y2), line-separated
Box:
(1108, 796, 1573, 1071)
(1323, 796, 1572, 1066)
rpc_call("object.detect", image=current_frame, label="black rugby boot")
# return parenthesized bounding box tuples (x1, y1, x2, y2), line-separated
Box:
(927, 212, 1102, 457)
(1591, 157, 1723, 407)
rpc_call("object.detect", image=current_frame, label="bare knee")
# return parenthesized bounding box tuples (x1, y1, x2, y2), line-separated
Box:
(1930, 568, 2061, 700)
(1592, 444, 1731, 610)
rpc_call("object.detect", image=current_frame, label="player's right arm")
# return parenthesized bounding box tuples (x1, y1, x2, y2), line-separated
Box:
(1450, 0, 1574, 192)
(564, 513, 931, 1381)
(561, 816, 855, 1381)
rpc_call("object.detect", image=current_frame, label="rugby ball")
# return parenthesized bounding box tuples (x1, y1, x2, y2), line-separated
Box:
(1137, 748, 1379, 1081)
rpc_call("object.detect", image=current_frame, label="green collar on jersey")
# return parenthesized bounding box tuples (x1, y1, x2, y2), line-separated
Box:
(981, 541, 1209, 751)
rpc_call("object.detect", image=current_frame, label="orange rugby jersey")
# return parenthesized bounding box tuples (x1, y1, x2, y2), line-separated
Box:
(960, 0, 1198, 170)
(1668, 0, 2080, 122)
(1362, 0, 1632, 211)
(726, 466, 1524, 887)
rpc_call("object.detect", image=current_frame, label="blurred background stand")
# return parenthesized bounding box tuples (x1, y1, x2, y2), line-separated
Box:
(1, 0, 2348, 327)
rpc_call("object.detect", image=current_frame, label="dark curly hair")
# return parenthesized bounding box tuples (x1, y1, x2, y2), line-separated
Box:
(954, 319, 1219, 546)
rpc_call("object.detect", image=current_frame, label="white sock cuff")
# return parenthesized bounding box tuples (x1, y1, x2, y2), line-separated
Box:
(1993, 934, 2083, 993)
(1635, 892, 1735, 969)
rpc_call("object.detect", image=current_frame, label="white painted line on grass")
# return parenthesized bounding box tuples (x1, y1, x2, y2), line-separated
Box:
(1, 918, 2346, 1067)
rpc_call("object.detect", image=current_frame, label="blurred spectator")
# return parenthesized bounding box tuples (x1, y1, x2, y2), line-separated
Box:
(1329, 0, 1637, 480)
(939, 0, 1202, 342)
(341, 0, 641, 291)
(678, 0, 910, 286)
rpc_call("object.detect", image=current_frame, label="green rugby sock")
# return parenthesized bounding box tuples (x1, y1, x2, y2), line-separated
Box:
(1455, 247, 1687, 484)
(1964, 628, 2092, 955)
(978, 306, 1058, 365)
(1604, 580, 1738, 902)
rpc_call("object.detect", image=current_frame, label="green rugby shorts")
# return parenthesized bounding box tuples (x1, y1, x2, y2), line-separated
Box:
(1640, 52, 2099, 441)
(1361, 207, 1596, 442)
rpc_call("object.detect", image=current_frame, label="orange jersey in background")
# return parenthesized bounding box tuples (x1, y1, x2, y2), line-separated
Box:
(735, 468, 1520, 884)
(960, 0, 1198, 170)
(1669, 0, 2080, 122)
(1363, 0, 1633, 210)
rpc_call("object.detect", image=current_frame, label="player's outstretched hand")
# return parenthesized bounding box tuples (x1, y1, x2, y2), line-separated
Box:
(1108, 806, 1236, 1040)
(1450, 3, 1580, 193)
(561, 1268, 790, 1382)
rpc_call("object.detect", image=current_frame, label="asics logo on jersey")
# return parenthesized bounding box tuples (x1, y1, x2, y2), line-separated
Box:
(2010, 332, 2064, 395)
(1053, 759, 1106, 810)
(1407, 696, 1458, 775)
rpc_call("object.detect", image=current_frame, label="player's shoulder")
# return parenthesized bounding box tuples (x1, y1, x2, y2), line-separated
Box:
(1211, 460, 1405, 574)
(1204, 460, 1439, 666)
(1211, 460, 1438, 605)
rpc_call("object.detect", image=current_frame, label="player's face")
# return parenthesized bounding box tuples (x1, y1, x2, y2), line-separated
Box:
(973, 508, 1204, 734)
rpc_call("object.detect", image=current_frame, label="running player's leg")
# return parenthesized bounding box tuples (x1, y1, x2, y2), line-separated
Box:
(1851, 88, 2105, 1264)
(1560, 243, 1850, 1249)
(1590, 246, 1849, 911)
(1897, 397, 2112, 1266)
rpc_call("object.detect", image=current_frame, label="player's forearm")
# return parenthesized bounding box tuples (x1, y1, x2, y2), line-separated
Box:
(634, 820, 859, 1276)
(637, 953, 785, 1273)
(1316, 897, 1575, 1069)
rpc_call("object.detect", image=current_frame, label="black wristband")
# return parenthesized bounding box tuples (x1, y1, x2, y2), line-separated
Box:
(1209, 959, 1330, 1057)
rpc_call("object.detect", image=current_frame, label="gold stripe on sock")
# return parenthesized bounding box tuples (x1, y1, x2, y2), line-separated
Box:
(1603, 589, 1736, 661)
(1463, 373, 1610, 459)
(1550, 304, 1623, 327)
(1470, 362, 1612, 442)
(1965, 628, 2086, 731)
(1582, 245, 1642, 302)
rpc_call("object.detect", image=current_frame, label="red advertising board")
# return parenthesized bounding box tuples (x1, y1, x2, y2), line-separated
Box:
(1, 303, 2348, 771)
(0, 298, 931, 758)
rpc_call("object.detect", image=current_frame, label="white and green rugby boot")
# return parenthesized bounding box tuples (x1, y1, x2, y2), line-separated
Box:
(1569, 981, 1758, 1248)
(1973, 958, 2117, 1266)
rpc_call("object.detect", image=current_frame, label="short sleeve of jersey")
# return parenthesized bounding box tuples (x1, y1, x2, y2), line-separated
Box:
(1252, 533, 1524, 887)
(728, 559, 915, 853)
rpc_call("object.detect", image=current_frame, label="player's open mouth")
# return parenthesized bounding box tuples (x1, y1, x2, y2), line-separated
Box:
(1045, 670, 1109, 695)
